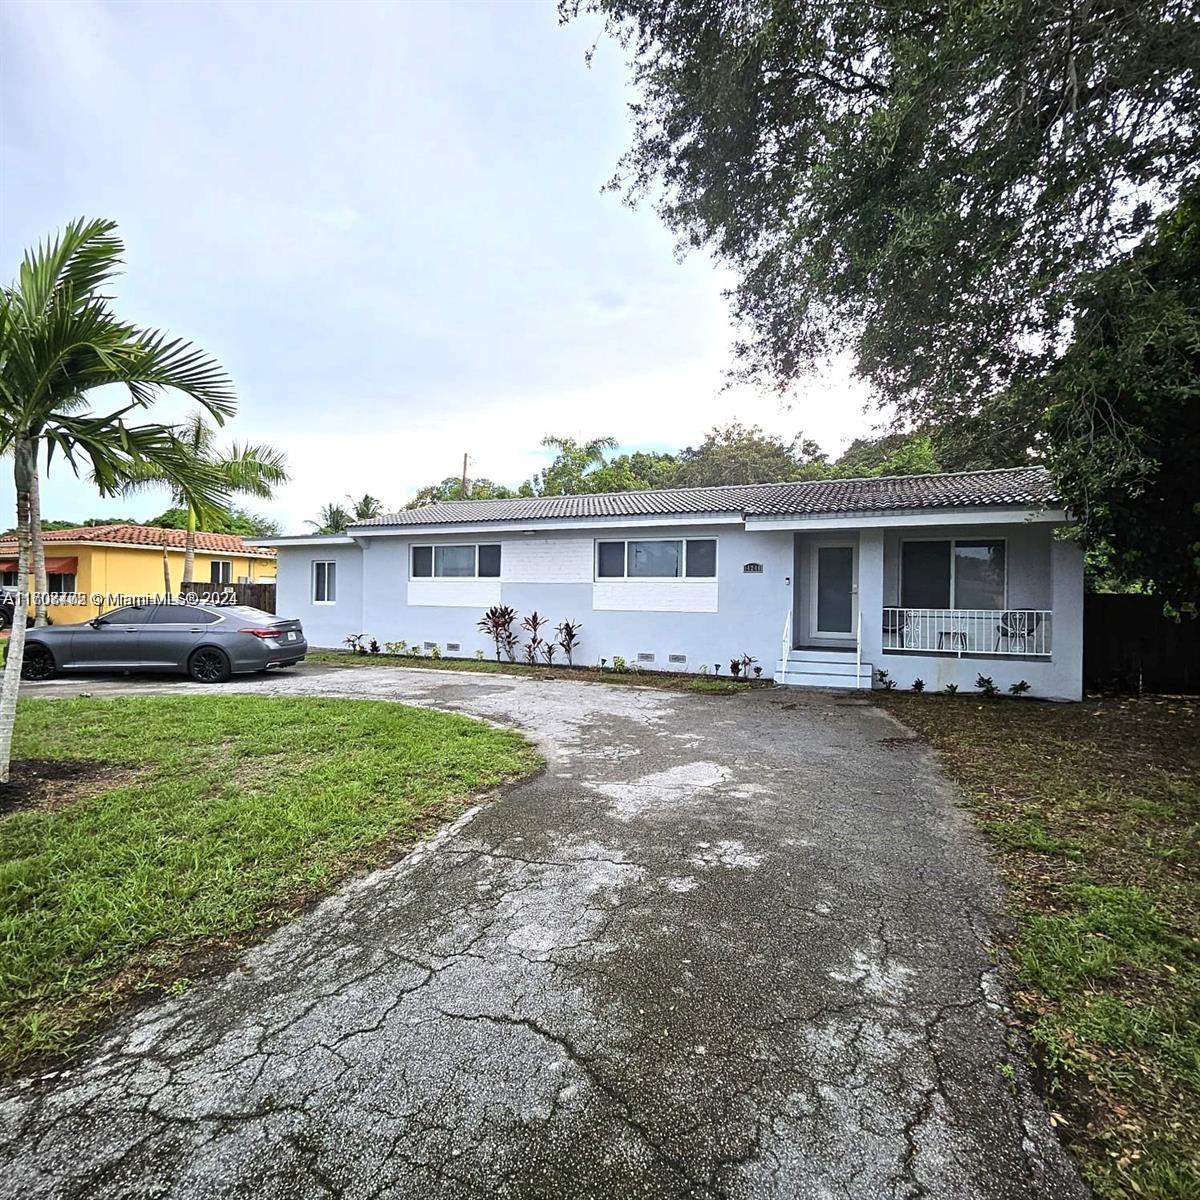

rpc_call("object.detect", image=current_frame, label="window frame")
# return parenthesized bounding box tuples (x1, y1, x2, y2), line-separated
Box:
(899, 537, 1008, 611)
(593, 537, 719, 581)
(312, 559, 338, 605)
(209, 560, 233, 586)
(409, 543, 503, 580)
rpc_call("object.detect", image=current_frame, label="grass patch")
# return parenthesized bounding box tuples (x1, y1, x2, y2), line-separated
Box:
(0, 694, 540, 1074)
(306, 649, 764, 694)
(877, 692, 1200, 1200)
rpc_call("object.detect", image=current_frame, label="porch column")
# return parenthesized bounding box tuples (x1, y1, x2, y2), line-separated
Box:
(1051, 535, 1085, 701)
(858, 529, 885, 666)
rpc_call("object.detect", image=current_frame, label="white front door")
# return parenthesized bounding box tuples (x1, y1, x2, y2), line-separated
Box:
(811, 543, 857, 639)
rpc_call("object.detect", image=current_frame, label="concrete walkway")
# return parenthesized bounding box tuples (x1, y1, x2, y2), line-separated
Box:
(1, 667, 1085, 1199)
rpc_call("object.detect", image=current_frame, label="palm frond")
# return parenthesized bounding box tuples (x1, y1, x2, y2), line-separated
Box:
(219, 440, 290, 498)
(13, 217, 123, 322)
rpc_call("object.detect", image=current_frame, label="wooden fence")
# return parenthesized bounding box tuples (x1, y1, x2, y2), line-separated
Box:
(1084, 593, 1199, 694)
(182, 581, 276, 614)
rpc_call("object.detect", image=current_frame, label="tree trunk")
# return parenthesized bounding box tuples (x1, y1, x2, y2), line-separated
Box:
(29, 444, 48, 627)
(0, 439, 35, 784)
(183, 506, 197, 587)
(162, 544, 172, 597)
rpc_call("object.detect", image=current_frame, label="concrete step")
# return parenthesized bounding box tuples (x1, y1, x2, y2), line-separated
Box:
(775, 658, 874, 689)
(786, 648, 858, 663)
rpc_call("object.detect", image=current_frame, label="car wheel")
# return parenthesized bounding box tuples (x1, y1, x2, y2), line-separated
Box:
(188, 647, 232, 683)
(21, 643, 56, 681)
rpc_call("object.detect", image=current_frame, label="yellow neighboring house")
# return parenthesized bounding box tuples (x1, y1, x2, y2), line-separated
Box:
(0, 524, 277, 625)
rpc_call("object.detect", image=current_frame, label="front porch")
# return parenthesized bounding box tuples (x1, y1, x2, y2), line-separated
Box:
(772, 518, 1083, 699)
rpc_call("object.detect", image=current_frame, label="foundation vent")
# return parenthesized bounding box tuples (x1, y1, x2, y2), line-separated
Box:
(668, 654, 687, 664)
(446, 642, 461, 653)
(637, 652, 655, 663)
(423, 641, 438, 651)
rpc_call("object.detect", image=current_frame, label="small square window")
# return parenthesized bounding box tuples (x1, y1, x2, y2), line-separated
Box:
(478, 544, 501, 577)
(412, 546, 433, 578)
(685, 539, 716, 577)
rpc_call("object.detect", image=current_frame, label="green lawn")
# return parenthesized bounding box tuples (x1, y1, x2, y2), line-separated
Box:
(306, 648, 764, 693)
(878, 692, 1199, 1200)
(0, 695, 540, 1074)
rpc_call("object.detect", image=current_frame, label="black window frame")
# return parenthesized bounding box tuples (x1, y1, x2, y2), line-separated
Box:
(410, 543, 502, 579)
(594, 537, 718, 580)
(899, 538, 1007, 610)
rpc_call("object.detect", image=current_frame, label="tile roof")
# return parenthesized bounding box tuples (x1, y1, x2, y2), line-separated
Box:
(0, 524, 276, 558)
(351, 467, 1058, 529)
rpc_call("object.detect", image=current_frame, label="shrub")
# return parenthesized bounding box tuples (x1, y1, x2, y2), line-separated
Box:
(368, 638, 381, 655)
(428, 645, 442, 660)
(478, 606, 518, 663)
(541, 641, 557, 665)
(474, 648, 485, 661)
(611, 655, 628, 673)
(976, 674, 999, 697)
(521, 611, 548, 665)
(911, 678, 925, 693)
(729, 658, 742, 676)
(943, 682, 959, 695)
(875, 668, 897, 691)
(753, 665, 763, 678)
(555, 619, 582, 666)
(344, 633, 368, 655)
(383, 641, 406, 656)
(1008, 679, 1032, 696)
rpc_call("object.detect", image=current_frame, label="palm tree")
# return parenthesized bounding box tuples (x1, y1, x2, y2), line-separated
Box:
(347, 493, 384, 521)
(0, 217, 235, 782)
(121, 411, 289, 591)
(306, 502, 351, 535)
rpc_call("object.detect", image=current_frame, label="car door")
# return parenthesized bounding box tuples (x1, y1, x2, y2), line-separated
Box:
(65, 604, 157, 668)
(141, 603, 220, 669)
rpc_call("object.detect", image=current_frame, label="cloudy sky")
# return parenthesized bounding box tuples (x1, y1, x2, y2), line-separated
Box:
(1, 0, 879, 533)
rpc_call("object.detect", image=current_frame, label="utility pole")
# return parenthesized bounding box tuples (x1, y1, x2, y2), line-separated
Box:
(461, 452, 469, 500)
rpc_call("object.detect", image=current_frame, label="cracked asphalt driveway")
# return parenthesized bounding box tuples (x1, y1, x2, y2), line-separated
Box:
(1, 667, 1086, 1199)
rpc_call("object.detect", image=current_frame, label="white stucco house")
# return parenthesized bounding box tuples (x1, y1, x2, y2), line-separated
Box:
(255, 466, 1084, 700)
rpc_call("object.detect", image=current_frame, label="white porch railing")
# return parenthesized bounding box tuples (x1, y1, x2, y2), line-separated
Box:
(882, 608, 1052, 657)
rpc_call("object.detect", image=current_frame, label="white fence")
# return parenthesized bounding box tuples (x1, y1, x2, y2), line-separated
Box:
(882, 608, 1052, 657)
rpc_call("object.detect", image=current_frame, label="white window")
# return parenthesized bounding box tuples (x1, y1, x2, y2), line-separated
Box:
(410, 544, 501, 579)
(313, 560, 337, 603)
(900, 539, 1006, 609)
(210, 560, 232, 585)
(595, 538, 717, 579)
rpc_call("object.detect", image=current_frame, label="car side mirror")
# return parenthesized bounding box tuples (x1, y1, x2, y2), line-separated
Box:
(90, 617, 106, 628)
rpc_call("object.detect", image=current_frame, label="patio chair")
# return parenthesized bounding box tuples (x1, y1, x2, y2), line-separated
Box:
(995, 610, 1042, 653)
(882, 609, 910, 649)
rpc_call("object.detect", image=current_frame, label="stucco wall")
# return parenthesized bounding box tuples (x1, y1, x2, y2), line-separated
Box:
(864, 522, 1083, 701)
(278, 524, 794, 673)
(275, 517, 1084, 700)
(26, 546, 275, 625)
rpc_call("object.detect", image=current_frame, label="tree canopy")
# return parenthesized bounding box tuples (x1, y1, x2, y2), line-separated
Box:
(1041, 190, 1200, 605)
(566, 0, 1199, 439)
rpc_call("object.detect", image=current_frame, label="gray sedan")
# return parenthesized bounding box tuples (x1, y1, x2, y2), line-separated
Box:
(20, 602, 307, 683)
